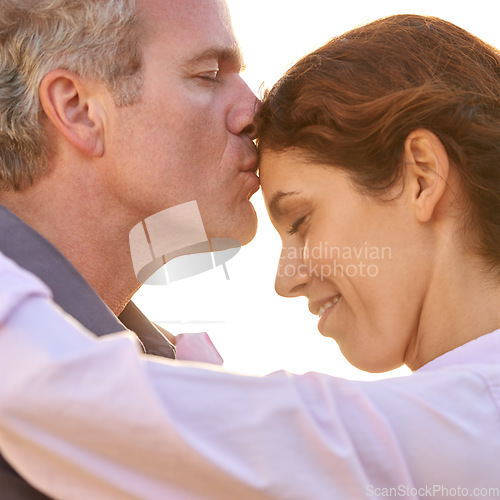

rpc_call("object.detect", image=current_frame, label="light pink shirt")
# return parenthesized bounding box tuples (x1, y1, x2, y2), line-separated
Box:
(175, 332, 223, 365)
(0, 251, 499, 500)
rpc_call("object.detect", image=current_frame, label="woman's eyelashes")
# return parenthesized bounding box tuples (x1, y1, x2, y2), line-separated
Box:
(287, 215, 307, 235)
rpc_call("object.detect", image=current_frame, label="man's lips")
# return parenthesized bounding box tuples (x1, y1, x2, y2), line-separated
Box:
(239, 139, 258, 173)
(240, 156, 258, 173)
(243, 170, 260, 199)
(239, 151, 260, 198)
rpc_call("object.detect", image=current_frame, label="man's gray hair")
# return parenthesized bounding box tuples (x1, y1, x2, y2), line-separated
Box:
(0, 0, 143, 190)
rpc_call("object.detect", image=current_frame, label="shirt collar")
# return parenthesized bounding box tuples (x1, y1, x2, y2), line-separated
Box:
(417, 329, 500, 372)
(0, 205, 175, 359)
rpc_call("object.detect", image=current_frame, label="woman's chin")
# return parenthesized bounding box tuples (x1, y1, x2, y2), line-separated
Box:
(340, 345, 405, 373)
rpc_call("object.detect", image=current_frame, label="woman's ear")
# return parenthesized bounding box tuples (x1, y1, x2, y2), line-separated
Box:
(39, 69, 106, 157)
(403, 129, 450, 223)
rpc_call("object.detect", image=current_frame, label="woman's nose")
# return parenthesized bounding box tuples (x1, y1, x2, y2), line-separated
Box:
(274, 244, 310, 298)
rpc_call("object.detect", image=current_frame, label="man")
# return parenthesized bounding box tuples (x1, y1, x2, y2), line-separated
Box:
(0, 0, 257, 497)
(0, 0, 258, 312)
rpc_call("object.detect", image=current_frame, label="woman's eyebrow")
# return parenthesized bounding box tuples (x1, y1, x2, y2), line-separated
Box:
(268, 191, 302, 221)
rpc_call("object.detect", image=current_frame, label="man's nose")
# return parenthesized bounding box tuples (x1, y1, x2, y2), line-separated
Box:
(227, 77, 260, 137)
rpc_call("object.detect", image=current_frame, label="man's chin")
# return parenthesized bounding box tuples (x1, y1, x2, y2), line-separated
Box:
(234, 204, 258, 246)
(208, 208, 258, 248)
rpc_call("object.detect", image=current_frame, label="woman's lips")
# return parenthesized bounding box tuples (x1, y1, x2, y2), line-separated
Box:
(317, 295, 341, 334)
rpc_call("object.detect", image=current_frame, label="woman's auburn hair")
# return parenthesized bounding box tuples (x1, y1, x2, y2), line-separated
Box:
(257, 14, 500, 274)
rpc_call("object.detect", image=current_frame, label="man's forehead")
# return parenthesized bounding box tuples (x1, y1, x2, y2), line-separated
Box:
(139, 0, 231, 27)
(138, 0, 237, 49)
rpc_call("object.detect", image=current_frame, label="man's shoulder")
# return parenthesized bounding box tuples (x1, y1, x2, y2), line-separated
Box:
(0, 251, 51, 325)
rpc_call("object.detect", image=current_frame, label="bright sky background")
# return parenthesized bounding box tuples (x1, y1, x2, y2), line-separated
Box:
(134, 0, 500, 380)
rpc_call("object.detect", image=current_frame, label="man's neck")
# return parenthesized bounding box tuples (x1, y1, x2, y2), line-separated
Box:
(0, 164, 141, 315)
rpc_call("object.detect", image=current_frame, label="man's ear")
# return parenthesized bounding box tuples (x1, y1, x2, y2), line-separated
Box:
(403, 129, 450, 223)
(39, 69, 106, 157)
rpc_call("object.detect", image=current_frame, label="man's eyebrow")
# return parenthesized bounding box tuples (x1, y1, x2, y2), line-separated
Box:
(268, 191, 302, 221)
(184, 46, 246, 71)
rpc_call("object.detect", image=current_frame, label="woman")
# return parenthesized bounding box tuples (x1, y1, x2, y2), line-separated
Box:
(257, 14, 500, 373)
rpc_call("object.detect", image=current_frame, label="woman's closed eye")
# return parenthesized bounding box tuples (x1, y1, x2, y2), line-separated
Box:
(287, 215, 307, 235)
